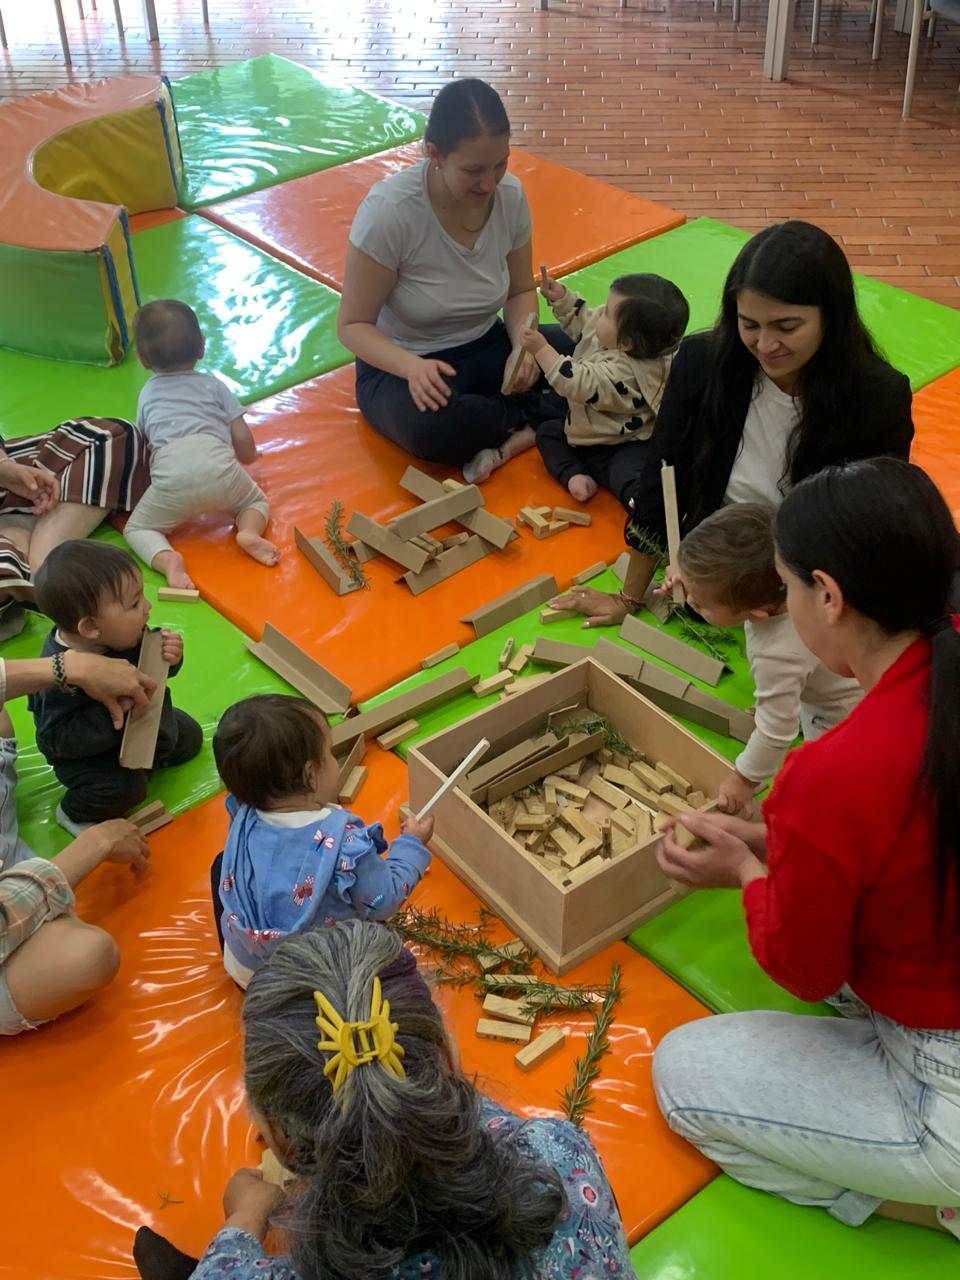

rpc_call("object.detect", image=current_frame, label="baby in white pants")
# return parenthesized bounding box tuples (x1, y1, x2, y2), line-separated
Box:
(125, 299, 280, 590)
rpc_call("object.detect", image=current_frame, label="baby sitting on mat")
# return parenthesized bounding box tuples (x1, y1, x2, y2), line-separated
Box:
(124, 299, 280, 590)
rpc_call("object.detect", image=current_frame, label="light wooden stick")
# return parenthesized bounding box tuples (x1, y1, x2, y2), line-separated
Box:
(415, 738, 490, 820)
(661, 460, 685, 606)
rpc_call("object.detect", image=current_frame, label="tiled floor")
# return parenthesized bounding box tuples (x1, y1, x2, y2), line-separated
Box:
(1, 0, 958, 304)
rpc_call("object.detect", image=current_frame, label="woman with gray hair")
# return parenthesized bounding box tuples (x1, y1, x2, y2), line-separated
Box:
(134, 920, 631, 1280)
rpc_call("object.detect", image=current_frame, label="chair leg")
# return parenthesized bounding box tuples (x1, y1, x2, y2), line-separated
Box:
(77, 0, 84, 17)
(141, 0, 159, 40)
(733, 0, 742, 21)
(0, 7, 7, 48)
(926, 11, 936, 36)
(201, 0, 210, 22)
(714, 0, 722, 13)
(811, 0, 821, 42)
(872, 0, 884, 57)
(113, 0, 123, 34)
(902, 0, 925, 118)
(53, 0, 72, 63)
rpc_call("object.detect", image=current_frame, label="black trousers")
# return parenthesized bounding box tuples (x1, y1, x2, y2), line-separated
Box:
(536, 419, 653, 512)
(57, 709, 203, 823)
(356, 320, 567, 466)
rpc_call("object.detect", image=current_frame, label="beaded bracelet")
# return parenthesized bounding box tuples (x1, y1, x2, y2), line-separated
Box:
(51, 651, 76, 695)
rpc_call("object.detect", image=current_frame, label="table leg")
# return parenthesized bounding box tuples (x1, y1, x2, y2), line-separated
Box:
(902, 0, 925, 117)
(763, 0, 797, 79)
(141, 0, 159, 40)
(894, 0, 910, 34)
(53, 0, 72, 64)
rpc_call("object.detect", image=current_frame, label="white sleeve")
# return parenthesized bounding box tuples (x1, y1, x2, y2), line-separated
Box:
(348, 189, 405, 272)
(735, 635, 816, 783)
(511, 185, 533, 252)
(135, 383, 149, 432)
(214, 376, 245, 422)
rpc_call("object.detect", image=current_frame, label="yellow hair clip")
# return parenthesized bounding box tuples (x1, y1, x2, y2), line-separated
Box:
(314, 976, 406, 1094)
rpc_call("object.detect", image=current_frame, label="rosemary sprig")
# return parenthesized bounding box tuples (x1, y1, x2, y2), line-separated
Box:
(394, 906, 536, 987)
(625, 524, 668, 568)
(324, 499, 370, 591)
(666, 604, 738, 666)
(560, 961, 623, 1128)
(518, 978, 614, 1017)
(536, 713, 639, 760)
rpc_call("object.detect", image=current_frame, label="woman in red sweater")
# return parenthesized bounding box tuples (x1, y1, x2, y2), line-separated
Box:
(653, 457, 960, 1237)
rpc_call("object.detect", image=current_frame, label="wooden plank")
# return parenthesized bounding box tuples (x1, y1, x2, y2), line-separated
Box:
(338, 765, 367, 804)
(540, 607, 579, 625)
(130, 799, 174, 835)
(421, 642, 460, 670)
(661, 461, 685, 606)
(402, 534, 493, 596)
(508, 642, 534, 675)
(552, 507, 591, 527)
(293, 527, 361, 596)
(629, 760, 673, 794)
(504, 674, 552, 695)
(335, 734, 365, 791)
(390, 483, 483, 540)
(467, 734, 561, 794)
(350, 539, 380, 564)
(119, 630, 169, 770)
(476, 1018, 532, 1044)
(247, 623, 352, 715)
(619, 613, 726, 686)
(587, 775, 632, 810)
(537, 519, 570, 539)
(573, 561, 607, 585)
(481, 994, 536, 1026)
(501, 310, 538, 393)
(156, 586, 200, 602)
(655, 761, 692, 796)
(559, 807, 602, 843)
(461, 573, 559, 639)
(518, 506, 549, 532)
(473, 671, 512, 698)
(486, 730, 605, 804)
(498, 637, 515, 670)
(546, 776, 590, 800)
(515, 1026, 566, 1070)
(376, 719, 419, 750)
(330, 668, 476, 748)
(399, 466, 517, 550)
(347, 511, 429, 574)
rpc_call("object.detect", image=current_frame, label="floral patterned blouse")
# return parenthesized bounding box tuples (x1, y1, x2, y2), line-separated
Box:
(192, 1099, 632, 1278)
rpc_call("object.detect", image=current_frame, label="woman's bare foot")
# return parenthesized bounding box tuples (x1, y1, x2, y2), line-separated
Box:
(153, 550, 195, 590)
(236, 530, 281, 566)
(462, 427, 537, 485)
(567, 474, 598, 503)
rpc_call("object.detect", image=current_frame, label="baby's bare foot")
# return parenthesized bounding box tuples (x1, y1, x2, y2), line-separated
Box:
(154, 550, 195, 590)
(236, 530, 281, 566)
(567, 474, 598, 503)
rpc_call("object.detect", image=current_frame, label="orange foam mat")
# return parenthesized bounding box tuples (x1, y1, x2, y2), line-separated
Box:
(0, 749, 710, 1279)
(911, 366, 960, 525)
(202, 143, 685, 290)
(167, 365, 629, 704)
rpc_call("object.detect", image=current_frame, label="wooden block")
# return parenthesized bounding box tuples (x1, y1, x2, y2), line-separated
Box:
(564, 836, 601, 868)
(481, 994, 536, 1026)
(546, 776, 590, 800)
(559, 807, 602, 843)
(508, 642, 534, 675)
(390, 483, 483, 540)
(504, 674, 552, 695)
(629, 760, 673, 794)
(602, 764, 640, 790)
(540, 607, 579, 625)
(544, 782, 558, 814)
(631, 805, 654, 842)
(440, 532, 470, 549)
(643, 579, 673, 624)
(655, 812, 698, 849)
(573, 561, 607, 586)
(130, 799, 174, 835)
(409, 536, 440, 558)
(515, 1026, 566, 1070)
(655, 762, 692, 797)
(501, 311, 538, 394)
(461, 574, 559, 638)
(498, 637, 515, 670)
(477, 1018, 533, 1044)
(552, 507, 591, 527)
(600, 817, 613, 858)
(657, 791, 694, 818)
(293, 527, 362, 595)
(661, 461, 685, 606)
(467, 734, 561, 794)
(247, 623, 352, 716)
(524, 796, 546, 816)
(687, 790, 707, 809)
(547, 823, 582, 860)
(338, 765, 367, 804)
(587, 775, 632, 810)
(619, 612, 725, 686)
(421, 642, 460, 669)
(346, 512, 429, 574)
(335, 733, 365, 792)
(330, 668, 475, 748)
(518, 506, 549, 531)
(473, 671, 513, 698)
(402, 534, 494, 595)
(535, 519, 570, 539)
(484, 731, 604, 804)
(119, 630, 169, 771)
(441, 477, 466, 491)
(479, 973, 540, 989)
(610, 550, 633, 584)
(514, 813, 552, 831)
(609, 808, 636, 837)
(156, 586, 200, 602)
(376, 719, 419, 750)
(400, 466, 517, 550)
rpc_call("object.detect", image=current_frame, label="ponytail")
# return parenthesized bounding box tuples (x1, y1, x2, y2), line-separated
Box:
(242, 922, 565, 1280)
(775, 458, 960, 909)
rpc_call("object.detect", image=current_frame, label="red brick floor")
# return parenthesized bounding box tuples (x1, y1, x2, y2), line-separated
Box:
(1, 0, 958, 304)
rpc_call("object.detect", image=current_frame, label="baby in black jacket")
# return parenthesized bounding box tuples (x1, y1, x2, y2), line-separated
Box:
(29, 541, 202, 834)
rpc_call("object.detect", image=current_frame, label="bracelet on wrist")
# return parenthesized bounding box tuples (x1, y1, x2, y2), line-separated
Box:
(51, 651, 77, 695)
(617, 590, 643, 610)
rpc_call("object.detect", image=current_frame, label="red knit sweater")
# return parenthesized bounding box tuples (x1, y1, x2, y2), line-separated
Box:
(744, 627, 960, 1029)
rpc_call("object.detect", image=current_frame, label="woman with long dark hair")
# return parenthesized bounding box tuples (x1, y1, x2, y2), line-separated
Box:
(554, 221, 914, 624)
(653, 458, 960, 1238)
(134, 921, 632, 1279)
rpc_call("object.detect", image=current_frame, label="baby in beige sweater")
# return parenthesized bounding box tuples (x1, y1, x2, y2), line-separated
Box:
(521, 267, 688, 503)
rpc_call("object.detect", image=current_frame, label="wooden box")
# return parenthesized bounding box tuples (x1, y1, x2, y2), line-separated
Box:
(408, 659, 732, 974)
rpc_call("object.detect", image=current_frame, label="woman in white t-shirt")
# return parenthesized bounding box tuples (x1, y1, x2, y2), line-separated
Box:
(550, 221, 916, 624)
(337, 79, 548, 484)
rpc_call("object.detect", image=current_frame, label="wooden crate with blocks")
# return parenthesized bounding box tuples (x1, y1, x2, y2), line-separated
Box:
(408, 658, 731, 974)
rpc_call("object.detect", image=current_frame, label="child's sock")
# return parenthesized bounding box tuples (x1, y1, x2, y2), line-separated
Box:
(462, 426, 536, 485)
(133, 1227, 199, 1280)
(937, 1207, 960, 1240)
(55, 802, 93, 838)
(567, 474, 598, 503)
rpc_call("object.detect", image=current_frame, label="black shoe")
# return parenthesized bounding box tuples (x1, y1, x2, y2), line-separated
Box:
(133, 1226, 199, 1280)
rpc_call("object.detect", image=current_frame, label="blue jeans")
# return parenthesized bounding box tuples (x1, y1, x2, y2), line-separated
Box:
(654, 990, 960, 1224)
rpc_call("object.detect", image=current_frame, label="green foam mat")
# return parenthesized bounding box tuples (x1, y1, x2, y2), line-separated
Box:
(2, 528, 294, 859)
(547, 218, 960, 392)
(630, 1176, 958, 1278)
(172, 55, 425, 209)
(0, 214, 350, 441)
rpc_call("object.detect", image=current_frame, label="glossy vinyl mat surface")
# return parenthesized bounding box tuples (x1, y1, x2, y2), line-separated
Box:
(0, 748, 712, 1278)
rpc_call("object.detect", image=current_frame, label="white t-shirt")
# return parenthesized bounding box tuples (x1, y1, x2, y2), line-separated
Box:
(136, 370, 244, 452)
(736, 612, 863, 783)
(723, 373, 801, 509)
(348, 160, 533, 354)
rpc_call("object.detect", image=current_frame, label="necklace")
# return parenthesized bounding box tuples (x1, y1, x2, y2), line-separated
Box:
(429, 166, 491, 235)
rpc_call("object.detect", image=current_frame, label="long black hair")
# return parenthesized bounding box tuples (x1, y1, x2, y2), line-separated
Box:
(700, 220, 884, 489)
(776, 458, 960, 907)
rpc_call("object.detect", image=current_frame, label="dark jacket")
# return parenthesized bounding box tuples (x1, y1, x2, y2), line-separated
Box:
(625, 331, 914, 548)
(29, 629, 183, 772)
